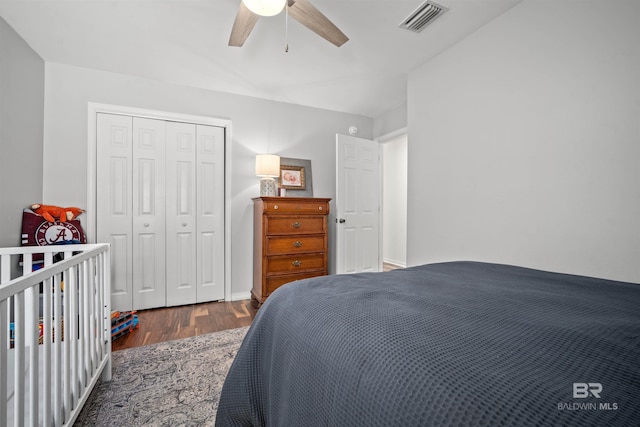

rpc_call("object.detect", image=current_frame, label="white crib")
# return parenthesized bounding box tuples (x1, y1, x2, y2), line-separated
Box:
(0, 244, 111, 427)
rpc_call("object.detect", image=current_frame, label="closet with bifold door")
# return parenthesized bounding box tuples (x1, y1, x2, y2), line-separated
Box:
(96, 113, 225, 311)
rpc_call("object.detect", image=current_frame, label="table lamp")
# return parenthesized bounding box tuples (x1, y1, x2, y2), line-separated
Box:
(255, 154, 280, 196)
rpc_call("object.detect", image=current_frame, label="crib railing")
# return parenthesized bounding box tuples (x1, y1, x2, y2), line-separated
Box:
(0, 244, 111, 427)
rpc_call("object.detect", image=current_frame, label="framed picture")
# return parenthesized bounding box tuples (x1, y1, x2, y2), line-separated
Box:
(280, 165, 305, 190)
(279, 157, 313, 197)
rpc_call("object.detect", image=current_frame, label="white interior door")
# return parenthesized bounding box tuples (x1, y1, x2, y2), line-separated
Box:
(132, 117, 166, 309)
(97, 113, 133, 311)
(335, 134, 381, 274)
(195, 125, 225, 302)
(97, 114, 167, 310)
(165, 121, 198, 306)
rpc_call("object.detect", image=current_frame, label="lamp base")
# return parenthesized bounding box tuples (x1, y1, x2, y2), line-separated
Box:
(260, 177, 277, 197)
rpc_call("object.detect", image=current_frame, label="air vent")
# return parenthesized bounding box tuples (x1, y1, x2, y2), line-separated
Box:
(399, 1, 448, 33)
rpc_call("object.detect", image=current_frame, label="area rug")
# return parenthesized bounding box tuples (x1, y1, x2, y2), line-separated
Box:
(74, 326, 249, 426)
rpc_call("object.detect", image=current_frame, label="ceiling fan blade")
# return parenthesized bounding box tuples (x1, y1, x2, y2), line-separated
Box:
(228, 1, 260, 47)
(287, 0, 348, 47)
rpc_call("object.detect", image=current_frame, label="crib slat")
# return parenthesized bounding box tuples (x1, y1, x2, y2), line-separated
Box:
(42, 252, 53, 427)
(63, 264, 71, 424)
(0, 254, 9, 427)
(22, 253, 39, 427)
(14, 290, 25, 426)
(101, 251, 112, 381)
(68, 258, 79, 414)
(27, 287, 39, 427)
(98, 255, 105, 363)
(42, 280, 52, 427)
(96, 256, 103, 364)
(89, 258, 98, 372)
(78, 260, 86, 391)
(82, 261, 93, 381)
(53, 273, 63, 427)
(95, 257, 101, 366)
(0, 299, 7, 427)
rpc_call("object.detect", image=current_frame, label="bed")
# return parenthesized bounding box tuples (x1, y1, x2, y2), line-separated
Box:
(216, 261, 640, 426)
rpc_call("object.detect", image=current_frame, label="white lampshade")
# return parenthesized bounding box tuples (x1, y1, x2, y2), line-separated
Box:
(243, 0, 286, 16)
(255, 154, 280, 177)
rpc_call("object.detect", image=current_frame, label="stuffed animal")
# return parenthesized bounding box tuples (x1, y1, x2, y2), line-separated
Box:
(30, 204, 85, 223)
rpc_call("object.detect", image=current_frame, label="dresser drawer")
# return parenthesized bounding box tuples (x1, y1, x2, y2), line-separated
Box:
(266, 235, 326, 255)
(263, 199, 329, 214)
(266, 216, 326, 235)
(265, 271, 326, 295)
(266, 253, 326, 274)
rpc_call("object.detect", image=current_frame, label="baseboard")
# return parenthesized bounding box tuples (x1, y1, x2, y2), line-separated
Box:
(230, 291, 251, 301)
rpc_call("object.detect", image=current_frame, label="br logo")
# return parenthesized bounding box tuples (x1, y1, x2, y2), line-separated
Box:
(573, 383, 602, 398)
(36, 222, 82, 246)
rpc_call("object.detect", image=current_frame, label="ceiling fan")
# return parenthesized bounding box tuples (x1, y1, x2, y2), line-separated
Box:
(228, 0, 348, 48)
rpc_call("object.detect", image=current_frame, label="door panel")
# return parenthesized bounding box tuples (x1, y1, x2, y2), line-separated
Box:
(110, 158, 129, 215)
(109, 234, 130, 297)
(343, 227, 357, 273)
(196, 125, 225, 302)
(97, 113, 133, 311)
(137, 233, 160, 294)
(177, 232, 195, 287)
(132, 117, 166, 309)
(166, 122, 197, 306)
(335, 134, 381, 274)
(362, 226, 377, 271)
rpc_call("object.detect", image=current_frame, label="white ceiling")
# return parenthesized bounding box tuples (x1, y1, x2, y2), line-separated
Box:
(0, 0, 522, 118)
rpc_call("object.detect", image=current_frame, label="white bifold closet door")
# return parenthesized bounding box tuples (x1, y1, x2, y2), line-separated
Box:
(97, 113, 224, 311)
(165, 122, 225, 305)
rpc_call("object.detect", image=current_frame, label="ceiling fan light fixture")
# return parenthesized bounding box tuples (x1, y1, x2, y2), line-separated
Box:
(243, 0, 286, 16)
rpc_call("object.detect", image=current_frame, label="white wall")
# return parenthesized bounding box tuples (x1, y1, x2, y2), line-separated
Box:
(407, 0, 640, 283)
(382, 134, 407, 267)
(374, 103, 407, 140)
(41, 63, 372, 298)
(0, 16, 44, 248)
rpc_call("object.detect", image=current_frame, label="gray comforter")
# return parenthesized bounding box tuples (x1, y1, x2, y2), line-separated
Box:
(216, 261, 640, 426)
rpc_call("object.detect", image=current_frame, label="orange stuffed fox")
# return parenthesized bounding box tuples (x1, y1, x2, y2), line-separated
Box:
(31, 204, 85, 223)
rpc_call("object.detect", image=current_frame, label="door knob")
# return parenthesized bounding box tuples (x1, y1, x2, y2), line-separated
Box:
(337, 218, 346, 223)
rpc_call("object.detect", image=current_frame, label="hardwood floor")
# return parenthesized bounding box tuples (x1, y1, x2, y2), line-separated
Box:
(383, 262, 403, 272)
(111, 299, 259, 352)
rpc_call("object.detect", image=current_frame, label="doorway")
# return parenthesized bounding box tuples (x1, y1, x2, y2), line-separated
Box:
(334, 130, 407, 274)
(380, 131, 408, 268)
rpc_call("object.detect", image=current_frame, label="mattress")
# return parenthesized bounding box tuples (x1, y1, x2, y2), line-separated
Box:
(216, 261, 640, 426)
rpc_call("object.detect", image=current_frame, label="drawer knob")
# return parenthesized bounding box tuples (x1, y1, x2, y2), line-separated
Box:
(292, 222, 301, 229)
(292, 260, 302, 267)
(274, 205, 279, 210)
(318, 206, 323, 211)
(293, 241, 302, 248)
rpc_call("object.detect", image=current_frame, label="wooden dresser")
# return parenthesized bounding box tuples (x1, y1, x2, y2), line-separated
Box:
(253, 196, 331, 304)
